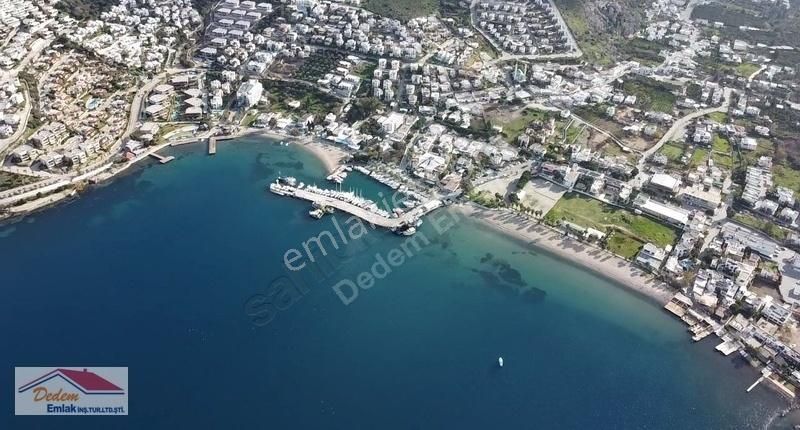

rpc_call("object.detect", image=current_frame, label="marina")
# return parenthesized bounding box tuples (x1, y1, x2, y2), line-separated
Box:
(269, 176, 442, 231)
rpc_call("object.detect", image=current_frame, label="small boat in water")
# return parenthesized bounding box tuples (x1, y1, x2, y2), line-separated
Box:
(277, 176, 298, 187)
(498, 357, 504, 367)
(399, 226, 416, 236)
(392, 223, 416, 236)
(309, 208, 325, 219)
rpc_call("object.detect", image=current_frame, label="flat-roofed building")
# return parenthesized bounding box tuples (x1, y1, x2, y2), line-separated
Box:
(635, 195, 690, 227)
(636, 243, 667, 272)
(647, 173, 681, 195)
(680, 187, 722, 211)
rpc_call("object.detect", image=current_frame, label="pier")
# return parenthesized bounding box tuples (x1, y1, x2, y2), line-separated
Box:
(208, 137, 217, 155)
(270, 181, 442, 230)
(327, 165, 349, 184)
(149, 153, 175, 164)
(747, 369, 772, 392)
(715, 340, 738, 356)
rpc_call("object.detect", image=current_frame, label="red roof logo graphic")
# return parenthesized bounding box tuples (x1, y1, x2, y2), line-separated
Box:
(18, 368, 125, 395)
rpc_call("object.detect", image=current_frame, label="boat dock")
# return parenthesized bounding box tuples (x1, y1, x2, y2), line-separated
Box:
(149, 153, 175, 164)
(327, 165, 349, 184)
(715, 340, 738, 356)
(270, 181, 442, 230)
(747, 368, 773, 392)
(664, 293, 692, 317)
(208, 137, 217, 155)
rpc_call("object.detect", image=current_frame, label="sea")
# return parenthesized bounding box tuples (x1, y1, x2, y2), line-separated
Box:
(0, 135, 795, 429)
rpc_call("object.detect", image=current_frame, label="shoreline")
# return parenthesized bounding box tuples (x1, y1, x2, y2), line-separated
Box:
(0, 129, 349, 224)
(454, 203, 675, 305)
(231, 128, 349, 174)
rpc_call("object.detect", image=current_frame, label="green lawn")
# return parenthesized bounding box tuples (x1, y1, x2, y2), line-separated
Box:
(690, 148, 709, 167)
(544, 193, 678, 248)
(707, 112, 728, 123)
(712, 152, 734, 170)
(607, 233, 646, 259)
(660, 142, 684, 162)
(500, 109, 551, 143)
(712, 134, 731, 153)
(741, 138, 774, 164)
(363, 0, 438, 21)
(622, 77, 677, 113)
(773, 165, 800, 194)
(733, 213, 788, 240)
(735, 63, 761, 78)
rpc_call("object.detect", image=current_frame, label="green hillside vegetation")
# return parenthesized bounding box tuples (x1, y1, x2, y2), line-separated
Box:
(54, 0, 118, 20)
(735, 63, 761, 78)
(622, 77, 677, 113)
(363, 0, 439, 21)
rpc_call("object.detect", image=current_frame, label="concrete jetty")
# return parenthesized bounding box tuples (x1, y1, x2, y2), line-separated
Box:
(149, 153, 175, 164)
(208, 137, 217, 155)
(747, 369, 772, 392)
(715, 340, 738, 356)
(271, 182, 442, 229)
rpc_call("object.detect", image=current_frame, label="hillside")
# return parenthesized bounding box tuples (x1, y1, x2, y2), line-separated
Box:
(554, 0, 648, 65)
(692, 0, 800, 49)
(54, 0, 117, 20)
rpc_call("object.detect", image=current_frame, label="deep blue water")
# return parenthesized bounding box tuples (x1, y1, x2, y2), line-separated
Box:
(0, 137, 793, 429)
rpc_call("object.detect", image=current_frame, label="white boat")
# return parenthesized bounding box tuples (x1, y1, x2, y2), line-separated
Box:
(277, 176, 298, 187)
(399, 227, 416, 236)
(498, 357, 504, 367)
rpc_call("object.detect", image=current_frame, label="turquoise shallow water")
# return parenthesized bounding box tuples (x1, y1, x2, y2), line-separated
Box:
(0, 136, 794, 428)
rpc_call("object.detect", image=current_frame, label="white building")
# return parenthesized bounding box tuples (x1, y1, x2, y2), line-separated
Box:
(236, 80, 263, 108)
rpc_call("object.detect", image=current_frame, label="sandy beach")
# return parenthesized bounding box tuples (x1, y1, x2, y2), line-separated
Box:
(234, 128, 349, 174)
(455, 203, 675, 305)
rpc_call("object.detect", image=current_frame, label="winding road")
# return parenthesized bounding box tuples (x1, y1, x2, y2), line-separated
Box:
(638, 87, 733, 170)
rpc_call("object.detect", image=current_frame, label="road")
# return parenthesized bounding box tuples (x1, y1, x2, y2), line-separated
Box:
(0, 67, 196, 210)
(0, 38, 52, 153)
(747, 65, 768, 83)
(638, 87, 733, 169)
(0, 81, 32, 154)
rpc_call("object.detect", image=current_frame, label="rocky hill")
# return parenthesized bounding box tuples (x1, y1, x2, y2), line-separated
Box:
(554, 0, 648, 65)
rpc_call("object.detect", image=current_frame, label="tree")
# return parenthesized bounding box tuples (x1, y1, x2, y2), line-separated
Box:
(517, 170, 532, 190)
(345, 97, 383, 123)
(359, 118, 384, 137)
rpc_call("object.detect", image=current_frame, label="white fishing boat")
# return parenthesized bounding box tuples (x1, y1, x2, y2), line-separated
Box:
(399, 227, 416, 236)
(498, 357, 504, 367)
